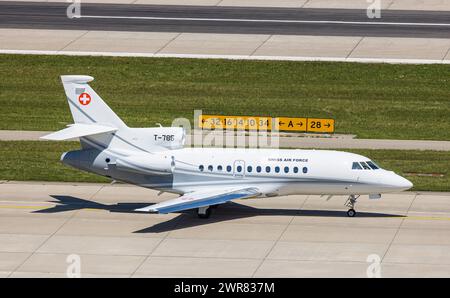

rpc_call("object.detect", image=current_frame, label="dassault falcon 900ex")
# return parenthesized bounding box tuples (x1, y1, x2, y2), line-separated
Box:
(42, 75, 413, 218)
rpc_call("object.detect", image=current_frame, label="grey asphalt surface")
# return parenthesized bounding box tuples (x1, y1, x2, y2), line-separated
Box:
(0, 1, 449, 38)
(1, 181, 450, 277)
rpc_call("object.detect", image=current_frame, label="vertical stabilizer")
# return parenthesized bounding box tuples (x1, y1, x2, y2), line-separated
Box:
(60, 75, 127, 128)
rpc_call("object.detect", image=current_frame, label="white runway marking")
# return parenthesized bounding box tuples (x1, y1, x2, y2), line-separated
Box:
(1, 49, 449, 65)
(80, 15, 450, 27)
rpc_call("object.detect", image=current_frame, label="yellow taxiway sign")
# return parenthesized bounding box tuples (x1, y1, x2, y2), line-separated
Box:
(199, 115, 272, 131)
(199, 115, 334, 133)
(307, 118, 335, 133)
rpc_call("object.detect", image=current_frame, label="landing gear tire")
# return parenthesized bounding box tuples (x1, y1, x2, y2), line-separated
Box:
(347, 208, 356, 217)
(344, 194, 360, 218)
(197, 207, 211, 219)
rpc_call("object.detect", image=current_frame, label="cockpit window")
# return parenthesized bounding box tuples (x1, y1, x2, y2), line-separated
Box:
(352, 162, 362, 170)
(366, 161, 380, 170)
(360, 162, 371, 170)
(353, 160, 381, 170)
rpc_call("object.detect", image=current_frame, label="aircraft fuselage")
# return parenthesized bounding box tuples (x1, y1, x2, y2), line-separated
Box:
(62, 146, 413, 198)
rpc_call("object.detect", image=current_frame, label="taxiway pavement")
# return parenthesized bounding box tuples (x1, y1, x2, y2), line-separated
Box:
(1, 2, 449, 63)
(4, 0, 450, 11)
(1, 2, 449, 38)
(1, 130, 450, 151)
(1, 180, 450, 277)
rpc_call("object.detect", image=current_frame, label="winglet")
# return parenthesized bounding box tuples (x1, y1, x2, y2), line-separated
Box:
(135, 205, 158, 213)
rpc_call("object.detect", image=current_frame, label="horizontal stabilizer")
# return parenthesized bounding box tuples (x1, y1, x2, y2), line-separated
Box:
(61, 75, 94, 84)
(41, 123, 117, 141)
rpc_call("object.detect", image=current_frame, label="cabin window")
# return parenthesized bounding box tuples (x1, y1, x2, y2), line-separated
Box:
(352, 162, 363, 170)
(265, 166, 271, 173)
(199, 165, 204, 171)
(247, 166, 252, 172)
(237, 165, 242, 172)
(208, 165, 213, 171)
(293, 167, 299, 173)
(227, 165, 232, 172)
(217, 165, 223, 171)
(284, 166, 289, 173)
(366, 161, 379, 170)
(275, 166, 280, 173)
(303, 167, 308, 174)
(360, 162, 371, 170)
(256, 166, 262, 173)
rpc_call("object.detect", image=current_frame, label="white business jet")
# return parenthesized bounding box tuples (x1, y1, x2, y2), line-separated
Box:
(42, 75, 413, 218)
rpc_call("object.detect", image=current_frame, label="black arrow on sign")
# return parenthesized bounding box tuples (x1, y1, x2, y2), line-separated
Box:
(325, 123, 331, 128)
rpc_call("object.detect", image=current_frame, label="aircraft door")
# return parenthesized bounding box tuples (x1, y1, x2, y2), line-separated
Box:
(233, 160, 245, 178)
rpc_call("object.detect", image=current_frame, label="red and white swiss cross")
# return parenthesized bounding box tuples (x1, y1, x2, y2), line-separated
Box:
(78, 93, 91, 106)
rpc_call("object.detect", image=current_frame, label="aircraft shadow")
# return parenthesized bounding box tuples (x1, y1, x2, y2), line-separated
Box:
(37, 195, 404, 233)
(136, 202, 404, 233)
(34, 195, 154, 214)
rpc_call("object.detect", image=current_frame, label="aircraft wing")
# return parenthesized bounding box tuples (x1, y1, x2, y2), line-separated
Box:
(135, 187, 261, 214)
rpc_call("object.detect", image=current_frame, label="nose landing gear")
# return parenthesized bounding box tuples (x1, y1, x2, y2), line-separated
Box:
(345, 195, 360, 217)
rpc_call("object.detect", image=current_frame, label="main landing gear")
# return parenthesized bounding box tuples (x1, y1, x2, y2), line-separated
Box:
(345, 194, 360, 217)
(197, 206, 211, 219)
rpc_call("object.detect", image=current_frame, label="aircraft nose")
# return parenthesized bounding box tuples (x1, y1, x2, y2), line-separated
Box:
(391, 173, 413, 190)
